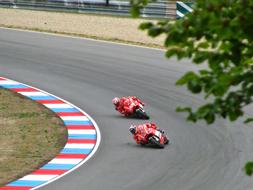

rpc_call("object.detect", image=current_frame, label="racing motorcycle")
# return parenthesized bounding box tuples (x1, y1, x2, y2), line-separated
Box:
(144, 128, 169, 148)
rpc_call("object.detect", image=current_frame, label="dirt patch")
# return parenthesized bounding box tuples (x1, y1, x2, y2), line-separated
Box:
(0, 8, 165, 48)
(0, 88, 67, 186)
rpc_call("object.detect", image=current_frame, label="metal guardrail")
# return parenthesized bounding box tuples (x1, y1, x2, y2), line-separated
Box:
(176, 1, 193, 18)
(0, 0, 176, 19)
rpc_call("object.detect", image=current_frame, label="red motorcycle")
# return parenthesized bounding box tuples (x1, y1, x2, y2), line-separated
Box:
(114, 99, 150, 119)
(140, 128, 169, 148)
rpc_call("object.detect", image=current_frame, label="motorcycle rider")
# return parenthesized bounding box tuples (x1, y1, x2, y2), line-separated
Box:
(112, 96, 145, 116)
(129, 122, 168, 145)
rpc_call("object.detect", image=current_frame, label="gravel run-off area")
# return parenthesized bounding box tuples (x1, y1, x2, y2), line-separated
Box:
(0, 8, 165, 48)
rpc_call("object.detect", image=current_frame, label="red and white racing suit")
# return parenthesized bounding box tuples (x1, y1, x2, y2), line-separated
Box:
(133, 123, 157, 145)
(115, 96, 144, 116)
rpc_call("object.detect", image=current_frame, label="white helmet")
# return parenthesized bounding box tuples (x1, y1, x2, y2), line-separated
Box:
(129, 125, 136, 134)
(112, 97, 120, 105)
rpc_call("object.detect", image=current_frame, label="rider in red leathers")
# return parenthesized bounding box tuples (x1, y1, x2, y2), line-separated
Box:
(129, 123, 167, 145)
(112, 96, 145, 116)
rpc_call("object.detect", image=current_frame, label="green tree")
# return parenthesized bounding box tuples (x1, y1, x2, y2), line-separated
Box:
(130, 0, 253, 175)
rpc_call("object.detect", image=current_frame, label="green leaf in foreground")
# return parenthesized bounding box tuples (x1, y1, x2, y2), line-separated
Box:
(131, 0, 253, 177)
(131, 0, 253, 124)
(244, 162, 253, 176)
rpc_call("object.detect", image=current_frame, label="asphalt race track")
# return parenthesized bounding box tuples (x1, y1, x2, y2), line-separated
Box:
(1, 28, 253, 190)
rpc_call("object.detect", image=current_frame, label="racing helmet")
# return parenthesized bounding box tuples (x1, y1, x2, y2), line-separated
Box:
(129, 125, 136, 134)
(112, 97, 120, 106)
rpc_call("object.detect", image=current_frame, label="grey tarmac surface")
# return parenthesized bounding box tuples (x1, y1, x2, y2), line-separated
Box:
(1, 28, 253, 190)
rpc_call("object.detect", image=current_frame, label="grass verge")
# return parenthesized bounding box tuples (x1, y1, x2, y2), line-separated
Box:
(0, 88, 67, 186)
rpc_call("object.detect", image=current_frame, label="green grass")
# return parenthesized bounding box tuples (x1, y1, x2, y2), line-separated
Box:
(0, 88, 67, 186)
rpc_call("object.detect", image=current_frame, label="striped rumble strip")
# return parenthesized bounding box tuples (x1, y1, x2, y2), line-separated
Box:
(0, 77, 101, 190)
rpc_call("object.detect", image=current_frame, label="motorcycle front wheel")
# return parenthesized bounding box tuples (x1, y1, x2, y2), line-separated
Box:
(148, 136, 164, 148)
(135, 108, 150, 120)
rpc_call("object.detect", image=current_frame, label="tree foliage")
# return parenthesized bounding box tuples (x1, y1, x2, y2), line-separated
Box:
(130, 0, 253, 175)
(132, 0, 253, 124)
(244, 162, 253, 176)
